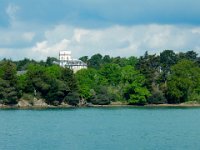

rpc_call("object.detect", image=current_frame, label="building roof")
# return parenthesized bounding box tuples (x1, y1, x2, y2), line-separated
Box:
(59, 51, 71, 55)
(60, 59, 87, 66)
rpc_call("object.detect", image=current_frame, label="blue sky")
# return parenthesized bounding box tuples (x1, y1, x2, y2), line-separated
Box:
(0, 0, 200, 60)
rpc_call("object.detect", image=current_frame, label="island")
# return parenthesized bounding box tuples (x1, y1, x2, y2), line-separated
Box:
(0, 50, 200, 108)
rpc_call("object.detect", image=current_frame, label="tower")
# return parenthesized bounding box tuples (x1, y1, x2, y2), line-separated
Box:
(59, 51, 72, 61)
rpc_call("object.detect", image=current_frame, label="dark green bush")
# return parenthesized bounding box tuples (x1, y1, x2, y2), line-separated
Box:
(65, 92, 80, 106)
(147, 91, 167, 104)
(90, 94, 111, 105)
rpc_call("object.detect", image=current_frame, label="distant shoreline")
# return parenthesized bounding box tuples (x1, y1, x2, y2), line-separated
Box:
(1, 102, 200, 109)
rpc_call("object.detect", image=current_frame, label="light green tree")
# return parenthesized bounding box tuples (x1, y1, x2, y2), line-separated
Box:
(167, 59, 200, 103)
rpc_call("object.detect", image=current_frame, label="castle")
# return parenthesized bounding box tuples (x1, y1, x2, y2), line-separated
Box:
(59, 51, 87, 72)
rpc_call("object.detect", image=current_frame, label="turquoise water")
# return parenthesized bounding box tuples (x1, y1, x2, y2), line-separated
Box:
(0, 107, 200, 150)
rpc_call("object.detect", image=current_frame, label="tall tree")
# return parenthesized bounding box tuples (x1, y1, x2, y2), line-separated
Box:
(167, 59, 200, 103)
(99, 63, 121, 86)
(46, 57, 58, 66)
(160, 50, 177, 83)
(121, 65, 151, 105)
(102, 55, 112, 64)
(75, 68, 107, 100)
(0, 61, 18, 104)
(178, 51, 197, 61)
(88, 54, 103, 69)
(137, 52, 160, 90)
(79, 56, 88, 64)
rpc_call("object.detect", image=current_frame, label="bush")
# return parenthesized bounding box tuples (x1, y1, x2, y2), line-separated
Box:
(22, 93, 34, 101)
(188, 92, 200, 102)
(2, 87, 18, 105)
(128, 95, 147, 105)
(90, 86, 112, 105)
(64, 92, 80, 106)
(90, 94, 111, 105)
(147, 91, 167, 104)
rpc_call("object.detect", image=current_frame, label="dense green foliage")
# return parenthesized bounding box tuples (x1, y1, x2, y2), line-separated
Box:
(0, 61, 18, 104)
(0, 50, 200, 106)
(0, 58, 79, 106)
(77, 50, 200, 105)
(167, 59, 200, 103)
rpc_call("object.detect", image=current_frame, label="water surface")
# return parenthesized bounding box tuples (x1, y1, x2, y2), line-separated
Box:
(0, 107, 200, 150)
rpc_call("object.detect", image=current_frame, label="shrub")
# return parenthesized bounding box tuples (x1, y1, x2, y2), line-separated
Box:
(188, 92, 200, 102)
(147, 91, 167, 104)
(128, 94, 147, 105)
(22, 93, 34, 101)
(90, 94, 111, 105)
(64, 92, 80, 106)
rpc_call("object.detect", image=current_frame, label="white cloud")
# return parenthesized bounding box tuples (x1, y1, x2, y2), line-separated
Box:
(6, 3, 20, 22)
(1, 24, 200, 60)
(26, 24, 200, 60)
(44, 25, 74, 42)
(0, 30, 35, 46)
(0, 48, 28, 60)
(31, 39, 70, 60)
(0, 4, 37, 47)
(73, 29, 90, 42)
(22, 32, 35, 41)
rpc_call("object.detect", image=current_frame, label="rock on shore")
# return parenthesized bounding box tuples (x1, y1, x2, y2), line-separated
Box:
(17, 100, 32, 107)
(33, 98, 48, 107)
(16, 98, 48, 108)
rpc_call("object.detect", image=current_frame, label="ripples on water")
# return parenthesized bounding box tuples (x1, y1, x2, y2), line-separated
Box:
(0, 107, 200, 150)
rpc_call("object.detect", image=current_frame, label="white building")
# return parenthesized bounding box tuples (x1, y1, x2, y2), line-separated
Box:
(59, 51, 72, 61)
(59, 51, 87, 72)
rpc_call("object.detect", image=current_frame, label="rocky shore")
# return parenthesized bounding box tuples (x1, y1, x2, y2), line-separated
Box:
(0, 98, 73, 109)
(1, 100, 200, 109)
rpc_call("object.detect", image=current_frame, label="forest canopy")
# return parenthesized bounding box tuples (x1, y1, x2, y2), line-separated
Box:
(0, 50, 200, 106)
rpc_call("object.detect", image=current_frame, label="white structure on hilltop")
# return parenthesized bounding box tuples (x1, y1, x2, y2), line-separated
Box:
(59, 51, 87, 72)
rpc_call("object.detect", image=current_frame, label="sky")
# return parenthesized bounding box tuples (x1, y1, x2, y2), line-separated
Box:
(0, 0, 200, 60)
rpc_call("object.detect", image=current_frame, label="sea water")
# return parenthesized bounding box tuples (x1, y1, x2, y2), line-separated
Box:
(0, 107, 200, 150)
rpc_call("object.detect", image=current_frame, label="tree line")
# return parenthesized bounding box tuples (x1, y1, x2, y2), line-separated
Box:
(0, 50, 200, 106)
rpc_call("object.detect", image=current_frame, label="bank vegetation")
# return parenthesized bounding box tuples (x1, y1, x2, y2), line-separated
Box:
(0, 50, 200, 107)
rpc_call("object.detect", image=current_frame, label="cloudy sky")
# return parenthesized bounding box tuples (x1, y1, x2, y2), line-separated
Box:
(0, 0, 200, 60)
